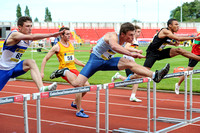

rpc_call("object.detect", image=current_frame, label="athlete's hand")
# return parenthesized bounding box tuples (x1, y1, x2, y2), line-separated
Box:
(138, 50, 143, 54)
(131, 53, 146, 59)
(52, 29, 66, 37)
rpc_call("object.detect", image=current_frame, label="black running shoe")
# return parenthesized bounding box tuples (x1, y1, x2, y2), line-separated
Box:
(153, 63, 170, 83)
(50, 67, 69, 79)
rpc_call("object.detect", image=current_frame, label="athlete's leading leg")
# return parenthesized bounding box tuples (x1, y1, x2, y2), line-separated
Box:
(118, 58, 170, 83)
(23, 59, 57, 92)
(118, 58, 154, 78)
(170, 48, 200, 61)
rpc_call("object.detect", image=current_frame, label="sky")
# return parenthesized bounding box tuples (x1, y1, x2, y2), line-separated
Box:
(0, 0, 195, 23)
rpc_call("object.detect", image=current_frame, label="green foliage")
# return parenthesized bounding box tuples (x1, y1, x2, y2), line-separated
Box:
(44, 7, 52, 22)
(16, 4, 22, 20)
(170, 0, 200, 22)
(18, 45, 200, 93)
(24, 5, 31, 17)
(34, 17, 39, 22)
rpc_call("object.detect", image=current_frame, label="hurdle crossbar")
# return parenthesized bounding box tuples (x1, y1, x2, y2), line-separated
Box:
(32, 85, 102, 133)
(0, 94, 30, 133)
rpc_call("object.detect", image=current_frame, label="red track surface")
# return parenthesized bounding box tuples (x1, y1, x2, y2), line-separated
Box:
(1, 80, 200, 133)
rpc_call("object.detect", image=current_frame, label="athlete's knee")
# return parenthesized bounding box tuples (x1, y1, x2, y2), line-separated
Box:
(125, 61, 137, 69)
(25, 59, 36, 66)
(84, 81, 90, 86)
(175, 48, 184, 54)
(23, 59, 37, 70)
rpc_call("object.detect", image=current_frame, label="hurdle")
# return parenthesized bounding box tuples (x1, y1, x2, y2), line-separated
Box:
(105, 77, 151, 133)
(32, 85, 102, 133)
(0, 94, 31, 133)
(111, 69, 200, 132)
(188, 69, 200, 123)
(154, 69, 200, 132)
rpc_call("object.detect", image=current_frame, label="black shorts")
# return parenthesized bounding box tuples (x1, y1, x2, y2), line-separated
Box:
(125, 69, 134, 77)
(188, 55, 200, 67)
(144, 48, 171, 68)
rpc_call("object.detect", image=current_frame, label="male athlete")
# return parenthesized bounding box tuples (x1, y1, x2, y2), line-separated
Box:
(0, 16, 65, 91)
(41, 27, 89, 118)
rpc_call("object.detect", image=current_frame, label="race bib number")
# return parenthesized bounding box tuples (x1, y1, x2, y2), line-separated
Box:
(10, 48, 25, 62)
(64, 52, 74, 63)
(101, 49, 116, 60)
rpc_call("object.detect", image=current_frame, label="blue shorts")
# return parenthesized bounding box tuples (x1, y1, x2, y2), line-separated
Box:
(80, 53, 120, 78)
(0, 61, 26, 91)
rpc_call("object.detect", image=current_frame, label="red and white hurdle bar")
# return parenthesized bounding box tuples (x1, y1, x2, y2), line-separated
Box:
(32, 85, 102, 133)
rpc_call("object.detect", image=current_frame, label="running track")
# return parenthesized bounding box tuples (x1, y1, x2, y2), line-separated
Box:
(0, 80, 200, 133)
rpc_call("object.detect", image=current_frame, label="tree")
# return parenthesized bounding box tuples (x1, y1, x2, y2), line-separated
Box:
(16, 4, 22, 20)
(170, 0, 200, 22)
(34, 17, 39, 22)
(24, 5, 31, 17)
(44, 7, 52, 22)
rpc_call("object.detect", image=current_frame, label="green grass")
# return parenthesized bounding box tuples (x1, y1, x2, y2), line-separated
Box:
(18, 44, 200, 93)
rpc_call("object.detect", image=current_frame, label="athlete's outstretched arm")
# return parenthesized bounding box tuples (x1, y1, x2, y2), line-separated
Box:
(41, 45, 59, 78)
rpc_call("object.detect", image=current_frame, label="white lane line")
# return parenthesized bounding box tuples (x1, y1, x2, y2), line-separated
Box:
(0, 112, 111, 132)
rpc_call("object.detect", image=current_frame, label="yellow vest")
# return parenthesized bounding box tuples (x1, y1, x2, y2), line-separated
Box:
(56, 41, 76, 70)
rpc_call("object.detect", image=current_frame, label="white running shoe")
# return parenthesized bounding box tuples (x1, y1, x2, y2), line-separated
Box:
(175, 83, 180, 95)
(40, 82, 57, 92)
(111, 72, 121, 82)
(130, 97, 142, 102)
(48, 82, 57, 91)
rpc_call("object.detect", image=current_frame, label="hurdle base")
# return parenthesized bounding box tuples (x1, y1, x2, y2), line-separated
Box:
(156, 122, 188, 133)
(190, 116, 200, 123)
(155, 117, 186, 124)
(187, 108, 200, 113)
(112, 128, 151, 133)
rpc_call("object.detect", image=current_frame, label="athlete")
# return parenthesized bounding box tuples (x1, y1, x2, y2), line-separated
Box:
(0, 16, 65, 91)
(111, 25, 143, 102)
(41, 27, 89, 118)
(125, 19, 200, 81)
(50, 22, 170, 91)
(175, 32, 200, 94)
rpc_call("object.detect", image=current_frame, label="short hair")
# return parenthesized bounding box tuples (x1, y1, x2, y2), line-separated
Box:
(119, 22, 135, 35)
(59, 27, 70, 35)
(17, 16, 32, 26)
(167, 18, 178, 27)
(134, 25, 141, 30)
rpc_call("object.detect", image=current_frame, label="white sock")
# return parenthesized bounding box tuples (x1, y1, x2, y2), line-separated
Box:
(152, 72, 155, 79)
(40, 86, 48, 92)
(131, 93, 136, 98)
(63, 69, 69, 76)
(116, 74, 121, 78)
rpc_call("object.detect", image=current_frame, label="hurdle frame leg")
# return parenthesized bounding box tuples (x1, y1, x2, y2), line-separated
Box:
(36, 94, 41, 133)
(96, 85, 101, 133)
(32, 93, 41, 133)
(104, 84, 109, 133)
(153, 81, 156, 133)
(23, 94, 30, 133)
